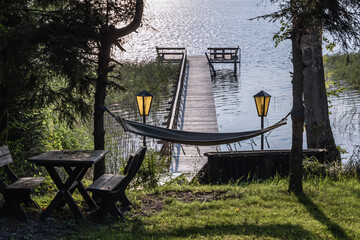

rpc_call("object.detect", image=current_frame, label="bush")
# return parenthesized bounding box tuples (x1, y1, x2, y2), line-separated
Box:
(0, 110, 46, 177)
(325, 52, 360, 88)
(133, 149, 170, 189)
(344, 145, 360, 177)
(0, 108, 94, 178)
(41, 109, 93, 151)
(303, 156, 344, 179)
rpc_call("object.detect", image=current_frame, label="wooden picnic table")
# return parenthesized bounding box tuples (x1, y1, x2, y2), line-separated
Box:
(28, 150, 108, 221)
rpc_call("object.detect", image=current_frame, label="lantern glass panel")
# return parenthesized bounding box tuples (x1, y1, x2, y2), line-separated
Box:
(254, 97, 264, 116)
(143, 96, 153, 116)
(136, 96, 144, 115)
(263, 96, 270, 116)
(136, 95, 153, 116)
(254, 96, 271, 116)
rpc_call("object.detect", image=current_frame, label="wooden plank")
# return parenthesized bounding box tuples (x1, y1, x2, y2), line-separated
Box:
(210, 59, 240, 63)
(156, 47, 186, 61)
(208, 48, 239, 50)
(87, 174, 114, 191)
(205, 149, 327, 183)
(100, 175, 124, 191)
(173, 55, 218, 180)
(28, 150, 109, 166)
(7, 177, 44, 190)
(0, 154, 13, 168)
(156, 47, 186, 50)
(159, 52, 185, 55)
(204, 149, 327, 157)
(0, 145, 10, 157)
(0, 146, 13, 167)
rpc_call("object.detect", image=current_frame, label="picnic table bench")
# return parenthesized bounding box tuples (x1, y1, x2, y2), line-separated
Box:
(0, 145, 45, 220)
(87, 146, 147, 218)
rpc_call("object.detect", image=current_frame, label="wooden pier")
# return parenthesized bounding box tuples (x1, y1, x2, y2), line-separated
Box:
(155, 47, 240, 180)
(171, 55, 219, 179)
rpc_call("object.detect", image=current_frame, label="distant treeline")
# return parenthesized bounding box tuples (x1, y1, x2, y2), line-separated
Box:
(325, 52, 360, 88)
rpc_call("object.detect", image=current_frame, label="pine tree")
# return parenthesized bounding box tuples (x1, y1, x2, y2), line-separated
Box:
(256, 0, 360, 193)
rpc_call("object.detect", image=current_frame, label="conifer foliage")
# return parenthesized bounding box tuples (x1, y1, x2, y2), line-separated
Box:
(0, 0, 144, 178)
(257, 0, 360, 193)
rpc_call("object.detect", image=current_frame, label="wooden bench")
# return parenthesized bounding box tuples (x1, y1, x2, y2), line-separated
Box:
(156, 47, 186, 62)
(205, 46, 241, 76)
(87, 147, 147, 218)
(0, 145, 45, 220)
(207, 47, 240, 62)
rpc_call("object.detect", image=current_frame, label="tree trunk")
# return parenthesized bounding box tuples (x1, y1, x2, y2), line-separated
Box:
(93, 39, 111, 180)
(0, 88, 9, 144)
(301, 21, 340, 163)
(289, 28, 305, 194)
(0, 51, 9, 144)
(93, 0, 143, 180)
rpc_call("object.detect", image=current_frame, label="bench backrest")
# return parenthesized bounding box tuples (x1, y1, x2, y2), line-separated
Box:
(114, 146, 147, 191)
(0, 145, 18, 190)
(207, 47, 239, 60)
(123, 154, 134, 175)
(156, 47, 186, 61)
(125, 146, 147, 181)
(0, 145, 13, 168)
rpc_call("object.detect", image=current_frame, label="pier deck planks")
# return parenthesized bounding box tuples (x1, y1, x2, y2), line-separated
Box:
(172, 55, 219, 179)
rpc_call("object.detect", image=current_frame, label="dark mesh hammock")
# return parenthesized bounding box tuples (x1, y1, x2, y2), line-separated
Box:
(104, 107, 288, 146)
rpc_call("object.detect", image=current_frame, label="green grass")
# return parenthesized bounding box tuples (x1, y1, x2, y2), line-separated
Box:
(59, 177, 360, 240)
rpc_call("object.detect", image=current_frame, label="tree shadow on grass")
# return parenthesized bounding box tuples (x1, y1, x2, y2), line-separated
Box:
(297, 193, 351, 240)
(131, 222, 314, 239)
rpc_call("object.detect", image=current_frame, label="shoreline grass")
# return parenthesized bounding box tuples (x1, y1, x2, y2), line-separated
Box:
(325, 52, 360, 89)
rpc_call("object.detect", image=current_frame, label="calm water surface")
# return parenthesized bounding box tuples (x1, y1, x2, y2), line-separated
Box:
(118, 0, 360, 161)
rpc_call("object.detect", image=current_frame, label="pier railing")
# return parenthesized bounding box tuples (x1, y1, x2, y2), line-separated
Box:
(157, 48, 187, 156)
(205, 52, 216, 76)
(166, 50, 187, 130)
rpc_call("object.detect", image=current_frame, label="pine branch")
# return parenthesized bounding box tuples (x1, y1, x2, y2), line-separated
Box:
(110, 58, 124, 66)
(109, 0, 144, 43)
(106, 81, 126, 91)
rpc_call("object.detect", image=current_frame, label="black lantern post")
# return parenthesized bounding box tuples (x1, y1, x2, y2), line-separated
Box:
(136, 90, 153, 147)
(253, 90, 271, 150)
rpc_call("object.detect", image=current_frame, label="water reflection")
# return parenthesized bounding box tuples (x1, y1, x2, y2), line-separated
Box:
(116, 0, 360, 162)
(329, 86, 360, 159)
(212, 68, 240, 124)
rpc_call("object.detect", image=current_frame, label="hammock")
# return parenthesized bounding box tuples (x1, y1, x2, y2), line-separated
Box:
(104, 107, 288, 146)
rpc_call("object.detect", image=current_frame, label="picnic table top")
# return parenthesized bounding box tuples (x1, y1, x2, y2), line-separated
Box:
(28, 150, 109, 166)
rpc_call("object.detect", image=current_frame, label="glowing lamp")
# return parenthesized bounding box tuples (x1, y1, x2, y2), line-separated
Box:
(253, 90, 271, 150)
(136, 90, 153, 116)
(136, 90, 153, 147)
(253, 90, 271, 117)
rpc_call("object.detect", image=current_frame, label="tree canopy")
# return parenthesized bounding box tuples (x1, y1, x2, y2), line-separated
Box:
(263, 0, 360, 50)
(0, 0, 144, 178)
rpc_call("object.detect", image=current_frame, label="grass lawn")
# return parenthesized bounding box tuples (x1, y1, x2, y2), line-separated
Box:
(65, 176, 360, 240)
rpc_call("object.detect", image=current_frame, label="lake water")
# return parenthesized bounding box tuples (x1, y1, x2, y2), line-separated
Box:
(118, 0, 360, 162)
